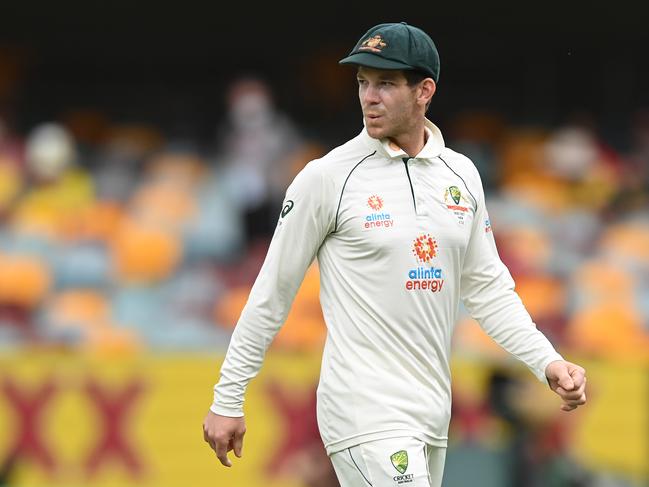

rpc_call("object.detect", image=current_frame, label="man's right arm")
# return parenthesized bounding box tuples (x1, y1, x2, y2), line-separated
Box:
(204, 160, 334, 465)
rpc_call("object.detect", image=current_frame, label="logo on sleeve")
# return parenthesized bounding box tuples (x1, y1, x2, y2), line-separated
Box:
(485, 218, 492, 233)
(406, 234, 444, 293)
(390, 450, 413, 483)
(363, 194, 394, 229)
(281, 200, 294, 218)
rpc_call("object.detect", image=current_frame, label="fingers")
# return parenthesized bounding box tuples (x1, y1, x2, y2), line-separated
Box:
(552, 363, 587, 411)
(203, 426, 216, 452)
(556, 378, 586, 400)
(202, 413, 246, 467)
(558, 379, 587, 411)
(203, 424, 232, 467)
(558, 372, 575, 391)
(215, 438, 233, 467)
(569, 365, 586, 389)
(233, 430, 245, 458)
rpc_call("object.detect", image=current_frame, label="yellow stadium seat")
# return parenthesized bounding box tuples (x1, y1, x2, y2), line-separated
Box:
(0, 159, 22, 213)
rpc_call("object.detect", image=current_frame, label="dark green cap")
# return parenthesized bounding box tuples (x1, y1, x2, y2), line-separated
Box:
(339, 22, 440, 82)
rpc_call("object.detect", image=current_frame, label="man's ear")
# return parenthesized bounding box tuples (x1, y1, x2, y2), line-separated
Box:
(419, 79, 436, 106)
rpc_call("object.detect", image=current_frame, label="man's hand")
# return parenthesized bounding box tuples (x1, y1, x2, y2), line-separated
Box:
(545, 360, 587, 412)
(203, 411, 246, 467)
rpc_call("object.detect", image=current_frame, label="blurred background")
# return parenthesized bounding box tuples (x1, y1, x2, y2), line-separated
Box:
(0, 2, 648, 486)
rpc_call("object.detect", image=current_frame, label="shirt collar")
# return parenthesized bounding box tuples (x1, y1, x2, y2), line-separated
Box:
(361, 118, 445, 160)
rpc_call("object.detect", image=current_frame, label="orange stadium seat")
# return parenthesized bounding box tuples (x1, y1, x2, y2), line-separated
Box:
(130, 181, 197, 230)
(111, 217, 182, 284)
(573, 258, 635, 304)
(0, 253, 51, 308)
(144, 151, 209, 187)
(600, 221, 649, 265)
(515, 274, 566, 320)
(46, 289, 110, 330)
(213, 263, 327, 351)
(565, 301, 649, 360)
(72, 200, 126, 242)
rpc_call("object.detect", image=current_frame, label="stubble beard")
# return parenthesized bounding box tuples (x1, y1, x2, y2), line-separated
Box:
(364, 115, 392, 140)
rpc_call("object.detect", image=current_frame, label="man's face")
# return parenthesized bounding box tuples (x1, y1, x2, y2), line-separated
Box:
(356, 66, 419, 141)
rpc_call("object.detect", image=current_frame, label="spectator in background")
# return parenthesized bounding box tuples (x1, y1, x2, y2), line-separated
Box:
(213, 76, 304, 241)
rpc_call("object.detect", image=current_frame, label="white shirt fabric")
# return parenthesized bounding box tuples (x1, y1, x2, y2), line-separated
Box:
(211, 119, 563, 455)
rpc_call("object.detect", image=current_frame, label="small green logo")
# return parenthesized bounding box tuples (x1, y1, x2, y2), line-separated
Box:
(449, 186, 461, 205)
(390, 450, 408, 474)
(281, 200, 294, 218)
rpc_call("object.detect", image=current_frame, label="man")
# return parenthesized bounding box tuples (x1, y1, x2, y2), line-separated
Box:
(203, 22, 587, 487)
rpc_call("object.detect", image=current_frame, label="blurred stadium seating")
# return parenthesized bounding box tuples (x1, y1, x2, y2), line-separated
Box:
(0, 23, 648, 487)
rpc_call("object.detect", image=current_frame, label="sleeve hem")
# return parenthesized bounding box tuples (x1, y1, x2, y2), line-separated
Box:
(210, 403, 244, 417)
(536, 353, 564, 384)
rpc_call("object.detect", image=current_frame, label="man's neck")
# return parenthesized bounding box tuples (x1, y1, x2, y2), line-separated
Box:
(388, 126, 428, 158)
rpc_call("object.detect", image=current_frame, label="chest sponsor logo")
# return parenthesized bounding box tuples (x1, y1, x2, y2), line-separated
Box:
(406, 234, 444, 293)
(390, 450, 413, 484)
(443, 185, 471, 225)
(363, 194, 394, 229)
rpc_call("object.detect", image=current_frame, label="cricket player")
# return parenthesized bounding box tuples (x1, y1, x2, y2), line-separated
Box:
(203, 21, 587, 487)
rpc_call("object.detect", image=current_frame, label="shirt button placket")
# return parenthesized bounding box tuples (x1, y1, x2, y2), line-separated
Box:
(413, 162, 427, 217)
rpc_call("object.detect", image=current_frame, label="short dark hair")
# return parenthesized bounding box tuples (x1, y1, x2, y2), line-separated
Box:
(402, 70, 434, 113)
(403, 70, 428, 87)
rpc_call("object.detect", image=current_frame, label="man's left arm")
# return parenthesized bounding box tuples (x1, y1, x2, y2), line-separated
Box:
(459, 167, 586, 411)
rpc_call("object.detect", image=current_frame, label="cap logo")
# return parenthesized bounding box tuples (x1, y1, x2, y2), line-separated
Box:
(359, 34, 387, 53)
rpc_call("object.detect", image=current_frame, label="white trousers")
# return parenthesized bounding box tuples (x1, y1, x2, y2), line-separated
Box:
(330, 437, 446, 487)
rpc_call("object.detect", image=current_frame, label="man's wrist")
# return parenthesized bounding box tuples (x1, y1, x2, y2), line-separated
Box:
(210, 403, 244, 417)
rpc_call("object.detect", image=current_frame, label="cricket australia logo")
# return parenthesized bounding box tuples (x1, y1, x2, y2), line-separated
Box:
(360, 34, 387, 52)
(443, 185, 471, 225)
(406, 234, 444, 293)
(391, 450, 413, 484)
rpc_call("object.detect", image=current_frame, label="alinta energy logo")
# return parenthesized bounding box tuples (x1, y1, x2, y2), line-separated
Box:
(406, 234, 444, 293)
(363, 194, 394, 229)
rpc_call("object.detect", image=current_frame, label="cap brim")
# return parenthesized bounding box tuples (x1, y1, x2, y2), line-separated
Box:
(338, 52, 413, 71)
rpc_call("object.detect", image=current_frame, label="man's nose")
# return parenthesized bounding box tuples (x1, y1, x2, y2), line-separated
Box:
(362, 85, 380, 104)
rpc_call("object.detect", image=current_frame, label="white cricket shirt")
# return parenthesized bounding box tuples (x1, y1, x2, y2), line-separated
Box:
(211, 120, 563, 454)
